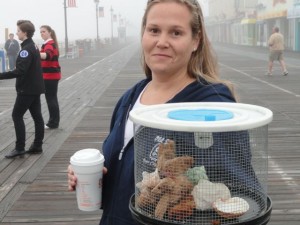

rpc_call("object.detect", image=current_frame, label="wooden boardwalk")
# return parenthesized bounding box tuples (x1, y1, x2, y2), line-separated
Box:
(0, 42, 299, 225)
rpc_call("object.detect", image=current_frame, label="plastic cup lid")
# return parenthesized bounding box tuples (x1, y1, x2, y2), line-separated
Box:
(70, 148, 104, 166)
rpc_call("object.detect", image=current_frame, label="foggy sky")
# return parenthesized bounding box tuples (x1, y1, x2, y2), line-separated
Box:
(0, 0, 148, 45)
(0, 0, 207, 45)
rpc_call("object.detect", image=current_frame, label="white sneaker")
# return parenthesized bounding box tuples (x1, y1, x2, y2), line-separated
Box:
(265, 72, 272, 76)
(44, 125, 59, 129)
(283, 71, 288, 76)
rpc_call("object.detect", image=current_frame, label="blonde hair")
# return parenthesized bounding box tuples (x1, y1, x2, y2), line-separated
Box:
(141, 0, 237, 100)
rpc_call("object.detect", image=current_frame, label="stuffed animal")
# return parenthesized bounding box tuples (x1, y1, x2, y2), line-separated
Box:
(156, 140, 176, 177)
(136, 140, 249, 221)
(168, 195, 196, 221)
(136, 169, 161, 208)
(136, 140, 196, 220)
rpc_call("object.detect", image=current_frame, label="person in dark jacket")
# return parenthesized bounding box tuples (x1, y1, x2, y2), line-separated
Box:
(0, 20, 45, 158)
(67, 1, 255, 225)
(4, 33, 20, 70)
(40, 25, 61, 129)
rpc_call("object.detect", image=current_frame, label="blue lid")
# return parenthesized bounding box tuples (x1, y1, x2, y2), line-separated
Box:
(167, 109, 234, 121)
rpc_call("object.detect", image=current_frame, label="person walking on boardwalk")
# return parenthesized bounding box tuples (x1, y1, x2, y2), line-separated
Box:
(40, 25, 61, 129)
(67, 1, 259, 225)
(4, 33, 20, 70)
(0, 20, 45, 158)
(266, 26, 288, 76)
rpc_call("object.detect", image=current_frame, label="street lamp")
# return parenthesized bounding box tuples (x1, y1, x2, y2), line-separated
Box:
(110, 6, 114, 43)
(94, 0, 100, 42)
(63, 0, 69, 56)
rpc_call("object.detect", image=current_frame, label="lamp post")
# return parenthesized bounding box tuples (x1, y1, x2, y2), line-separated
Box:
(63, 0, 69, 56)
(94, 0, 99, 42)
(110, 6, 114, 43)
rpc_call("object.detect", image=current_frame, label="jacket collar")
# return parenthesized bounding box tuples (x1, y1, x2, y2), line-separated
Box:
(21, 38, 33, 47)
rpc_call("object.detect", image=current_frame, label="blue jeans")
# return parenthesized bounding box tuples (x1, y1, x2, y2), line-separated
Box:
(12, 94, 44, 150)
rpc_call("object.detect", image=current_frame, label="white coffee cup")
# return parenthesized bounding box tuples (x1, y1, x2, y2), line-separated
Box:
(70, 148, 105, 211)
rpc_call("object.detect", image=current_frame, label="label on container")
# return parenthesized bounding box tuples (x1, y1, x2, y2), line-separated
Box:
(194, 132, 213, 149)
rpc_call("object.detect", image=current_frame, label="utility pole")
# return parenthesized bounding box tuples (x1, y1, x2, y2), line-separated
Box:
(64, 0, 69, 56)
(110, 6, 114, 43)
(94, 0, 100, 42)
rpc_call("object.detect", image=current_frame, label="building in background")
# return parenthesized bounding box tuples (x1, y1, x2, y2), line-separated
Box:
(206, 0, 257, 46)
(205, 0, 300, 51)
(256, 0, 289, 48)
(287, 0, 300, 51)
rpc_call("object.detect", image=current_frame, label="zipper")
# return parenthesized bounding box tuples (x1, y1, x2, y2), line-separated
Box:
(118, 147, 125, 160)
(118, 138, 133, 160)
(118, 104, 132, 160)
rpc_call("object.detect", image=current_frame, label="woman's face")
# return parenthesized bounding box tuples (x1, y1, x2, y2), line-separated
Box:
(16, 27, 26, 41)
(142, 2, 199, 77)
(40, 28, 51, 41)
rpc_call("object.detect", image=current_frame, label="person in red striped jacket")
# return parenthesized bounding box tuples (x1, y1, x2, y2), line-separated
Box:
(40, 25, 61, 129)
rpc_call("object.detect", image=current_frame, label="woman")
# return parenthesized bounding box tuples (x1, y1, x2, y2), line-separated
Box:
(68, 1, 238, 224)
(0, 20, 45, 158)
(40, 25, 61, 129)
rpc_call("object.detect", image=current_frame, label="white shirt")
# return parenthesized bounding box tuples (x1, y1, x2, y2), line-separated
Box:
(123, 87, 147, 147)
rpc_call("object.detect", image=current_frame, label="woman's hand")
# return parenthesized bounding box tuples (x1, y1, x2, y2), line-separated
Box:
(67, 165, 108, 191)
(67, 165, 77, 191)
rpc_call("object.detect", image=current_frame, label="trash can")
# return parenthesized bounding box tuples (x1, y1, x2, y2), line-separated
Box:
(129, 102, 273, 225)
(0, 49, 6, 72)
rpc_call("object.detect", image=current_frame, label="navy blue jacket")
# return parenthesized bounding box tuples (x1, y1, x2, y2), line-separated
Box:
(0, 38, 45, 95)
(100, 78, 244, 225)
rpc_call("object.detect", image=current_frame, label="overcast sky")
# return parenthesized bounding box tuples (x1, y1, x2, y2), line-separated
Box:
(0, 0, 207, 45)
(0, 0, 148, 45)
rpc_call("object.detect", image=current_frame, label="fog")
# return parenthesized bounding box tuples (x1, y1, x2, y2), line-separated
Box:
(0, 0, 209, 46)
(0, 0, 148, 44)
